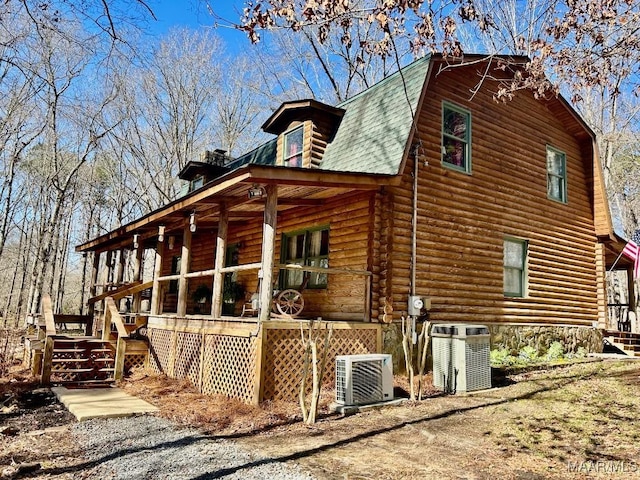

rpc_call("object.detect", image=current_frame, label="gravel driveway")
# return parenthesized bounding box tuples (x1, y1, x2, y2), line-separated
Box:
(72, 416, 315, 480)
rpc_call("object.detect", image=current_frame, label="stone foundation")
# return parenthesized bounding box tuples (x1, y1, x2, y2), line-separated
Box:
(382, 322, 603, 371)
(381, 322, 407, 373)
(489, 324, 602, 355)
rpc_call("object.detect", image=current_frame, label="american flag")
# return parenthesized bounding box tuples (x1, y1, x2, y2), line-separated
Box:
(622, 229, 640, 279)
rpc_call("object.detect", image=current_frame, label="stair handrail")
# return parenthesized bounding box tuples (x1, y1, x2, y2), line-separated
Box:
(88, 280, 145, 305)
(103, 296, 129, 381)
(40, 294, 57, 385)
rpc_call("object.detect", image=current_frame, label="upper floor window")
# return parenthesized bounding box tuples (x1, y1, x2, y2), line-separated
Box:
(189, 175, 204, 192)
(504, 238, 527, 298)
(442, 102, 471, 173)
(547, 146, 567, 203)
(283, 126, 304, 167)
(281, 227, 329, 289)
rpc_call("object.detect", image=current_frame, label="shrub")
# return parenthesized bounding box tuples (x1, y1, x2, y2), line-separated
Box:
(544, 341, 565, 362)
(490, 348, 517, 367)
(518, 345, 539, 363)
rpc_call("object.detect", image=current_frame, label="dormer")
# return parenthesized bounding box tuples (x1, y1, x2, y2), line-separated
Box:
(261, 99, 345, 168)
(178, 149, 232, 193)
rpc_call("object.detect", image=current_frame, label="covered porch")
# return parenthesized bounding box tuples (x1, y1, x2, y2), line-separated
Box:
(601, 233, 640, 357)
(603, 233, 637, 333)
(75, 164, 398, 402)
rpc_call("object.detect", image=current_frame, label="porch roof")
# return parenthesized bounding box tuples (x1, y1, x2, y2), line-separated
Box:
(76, 164, 401, 253)
(604, 232, 636, 270)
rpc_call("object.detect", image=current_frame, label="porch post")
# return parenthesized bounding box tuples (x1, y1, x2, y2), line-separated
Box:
(115, 248, 126, 285)
(87, 251, 100, 326)
(132, 241, 143, 313)
(105, 250, 114, 288)
(211, 204, 228, 318)
(150, 228, 165, 316)
(627, 266, 636, 314)
(259, 185, 278, 322)
(177, 225, 192, 317)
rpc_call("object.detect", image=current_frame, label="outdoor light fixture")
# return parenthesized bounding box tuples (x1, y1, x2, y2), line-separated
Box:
(168, 236, 175, 250)
(133, 234, 139, 249)
(189, 212, 197, 233)
(158, 225, 165, 242)
(248, 184, 265, 199)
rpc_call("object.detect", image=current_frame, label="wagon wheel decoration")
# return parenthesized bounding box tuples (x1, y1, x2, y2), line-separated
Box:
(275, 289, 305, 317)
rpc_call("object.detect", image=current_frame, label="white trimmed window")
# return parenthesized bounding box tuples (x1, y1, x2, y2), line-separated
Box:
(504, 238, 527, 297)
(547, 146, 567, 203)
(283, 126, 303, 167)
(281, 227, 329, 289)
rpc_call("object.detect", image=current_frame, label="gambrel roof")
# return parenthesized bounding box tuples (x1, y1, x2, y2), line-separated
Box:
(320, 56, 429, 174)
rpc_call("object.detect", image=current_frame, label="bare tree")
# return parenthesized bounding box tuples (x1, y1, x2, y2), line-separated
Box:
(229, 0, 640, 102)
(107, 28, 224, 211)
(214, 55, 271, 155)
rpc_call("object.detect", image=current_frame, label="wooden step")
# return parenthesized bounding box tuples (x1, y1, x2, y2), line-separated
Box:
(605, 331, 640, 340)
(52, 358, 90, 364)
(609, 337, 640, 345)
(62, 379, 115, 387)
(606, 340, 640, 357)
(51, 368, 94, 374)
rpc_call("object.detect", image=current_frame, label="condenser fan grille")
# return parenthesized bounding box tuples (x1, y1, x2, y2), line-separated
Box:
(351, 360, 384, 405)
(335, 354, 393, 406)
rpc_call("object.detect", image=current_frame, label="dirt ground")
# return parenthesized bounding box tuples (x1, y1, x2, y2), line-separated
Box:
(2, 359, 640, 479)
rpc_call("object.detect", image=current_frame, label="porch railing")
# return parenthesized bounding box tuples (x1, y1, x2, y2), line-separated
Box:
(88, 280, 153, 334)
(153, 263, 372, 320)
(103, 296, 129, 381)
(607, 303, 632, 332)
(40, 295, 57, 385)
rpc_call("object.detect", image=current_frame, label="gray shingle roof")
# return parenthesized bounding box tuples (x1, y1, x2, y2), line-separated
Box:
(225, 56, 430, 175)
(225, 137, 277, 169)
(320, 55, 430, 174)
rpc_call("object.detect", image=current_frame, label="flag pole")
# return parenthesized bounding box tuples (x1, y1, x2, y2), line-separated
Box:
(607, 249, 626, 273)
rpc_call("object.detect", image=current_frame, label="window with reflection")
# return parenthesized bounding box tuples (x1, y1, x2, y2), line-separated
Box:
(281, 227, 329, 289)
(283, 126, 303, 167)
(442, 102, 471, 173)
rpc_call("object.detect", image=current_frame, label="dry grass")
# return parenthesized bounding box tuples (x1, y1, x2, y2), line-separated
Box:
(0, 327, 26, 377)
(120, 369, 302, 435)
(120, 359, 640, 479)
(3, 358, 640, 479)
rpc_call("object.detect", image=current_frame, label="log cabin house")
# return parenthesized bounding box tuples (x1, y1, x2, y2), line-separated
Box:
(67, 53, 634, 403)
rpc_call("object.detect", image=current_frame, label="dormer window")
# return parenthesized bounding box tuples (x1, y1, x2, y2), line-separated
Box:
(284, 126, 303, 167)
(262, 99, 344, 169)
(189, 174, 204, 192)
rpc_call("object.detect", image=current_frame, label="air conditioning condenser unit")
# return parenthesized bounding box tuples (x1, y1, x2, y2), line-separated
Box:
(335, 354, 393, 406)
(432, 324, 491, 393)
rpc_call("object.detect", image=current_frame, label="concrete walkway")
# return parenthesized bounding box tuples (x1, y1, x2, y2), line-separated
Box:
(52, 386, 159, 421)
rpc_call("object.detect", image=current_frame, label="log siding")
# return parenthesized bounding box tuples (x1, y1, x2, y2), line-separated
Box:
(384, 65, 600, 327)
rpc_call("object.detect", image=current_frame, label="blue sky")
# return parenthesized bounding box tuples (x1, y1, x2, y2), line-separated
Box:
(150, 1, 250, 51)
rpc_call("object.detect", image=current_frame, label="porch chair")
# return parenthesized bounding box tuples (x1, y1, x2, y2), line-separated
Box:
(241, 292, 260, 317)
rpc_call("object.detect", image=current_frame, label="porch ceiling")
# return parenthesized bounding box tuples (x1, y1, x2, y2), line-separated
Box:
(77, 164, 400, 253)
